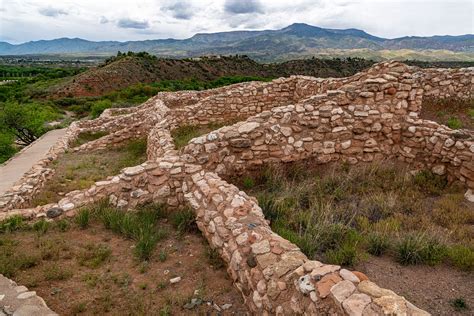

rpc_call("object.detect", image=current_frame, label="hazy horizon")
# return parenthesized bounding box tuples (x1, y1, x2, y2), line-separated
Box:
(1, 0, 473, 44)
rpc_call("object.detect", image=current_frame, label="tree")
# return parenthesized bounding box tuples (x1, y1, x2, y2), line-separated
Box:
(0, 102, 56, 146)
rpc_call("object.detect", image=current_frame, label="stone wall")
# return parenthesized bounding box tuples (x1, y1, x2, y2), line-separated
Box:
(0, 274, 56, 315)
(1, 61, 473, 315)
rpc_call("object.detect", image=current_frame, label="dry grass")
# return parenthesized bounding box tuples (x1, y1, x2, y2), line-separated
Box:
(421, 97, 474, 130)
(0, 204, 246, 315)
(232, 160, 473, 269)
(171, 120, 241, 149)
(29, 138, 147, 206)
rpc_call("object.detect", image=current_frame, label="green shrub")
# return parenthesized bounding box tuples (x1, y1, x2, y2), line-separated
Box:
(324, 230, 362, 266)
(33, 219, 50, 235)
(396, 234, 446, 265)
(396, 234, 424, 265)
(98, 205, 167, 261)
(468, 108, 474, 119)
(76, 209, 90, 229)
(0, 215, 24, 233)
(135, 229, 159, 261)
(242, 177, 255, 189)
(159, 249, 167, 262)
(450, 297, 469, 311)
(0, 132, 17, 164)
(448, 245, 474, 271)
(446, 117, 463, 129)
(171, 207, 196, 234)
(367, 233, 390, 256)
(90, 100, 113, 118)
(325, 241, 359, 266)
(420, 238, 447, 266)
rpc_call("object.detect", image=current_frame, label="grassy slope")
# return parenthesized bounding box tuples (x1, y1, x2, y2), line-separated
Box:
(51, 55, 375, 97)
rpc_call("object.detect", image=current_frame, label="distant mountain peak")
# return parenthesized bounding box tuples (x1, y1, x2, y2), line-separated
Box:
(0, 23, 472, 59)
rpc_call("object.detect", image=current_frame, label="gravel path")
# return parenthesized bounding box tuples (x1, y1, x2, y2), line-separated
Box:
(0, 129, 66, 196)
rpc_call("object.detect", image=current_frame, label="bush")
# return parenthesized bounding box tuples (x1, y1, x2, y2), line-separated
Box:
(396, 234, 446, 266)
(205, 247, 225, 269)
(325, 241, 359, 266)
(0, 132, 16, 163)
(0, 215, 24, 233)
(448, 245, 474, 271)
(90, 100, 113, 118)
(367, 232, 390, 256)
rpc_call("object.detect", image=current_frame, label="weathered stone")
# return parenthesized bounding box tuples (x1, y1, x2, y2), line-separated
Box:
(311, 264, 340, 279)
(330, 280, 356, 305)
(251, 240, 271, 254)
(317, 273, 342, 298)
(342, 293, 372, 316)
(358, 281, 396, 298)
(339, 269, 360, 283)
(373, 295, 408, 315)
(238, 122, 259, 134)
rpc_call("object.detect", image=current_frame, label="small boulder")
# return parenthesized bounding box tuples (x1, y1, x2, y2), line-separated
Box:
(46, 207, 63, 218)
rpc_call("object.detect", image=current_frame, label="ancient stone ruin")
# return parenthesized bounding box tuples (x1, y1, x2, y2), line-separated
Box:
(1, 61, 473, 315)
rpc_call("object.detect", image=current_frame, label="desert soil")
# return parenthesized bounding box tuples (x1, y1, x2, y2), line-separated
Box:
(6, 220, 248, 315)
(355, 256, 474, 315)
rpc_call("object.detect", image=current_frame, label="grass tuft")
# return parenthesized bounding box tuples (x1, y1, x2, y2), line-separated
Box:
(78, 243, 112, 268)
(33, 219, 50, 235)
(75, 209, 90, 229)
(171, 207, 197, 234)
(0, 215, 24, 233)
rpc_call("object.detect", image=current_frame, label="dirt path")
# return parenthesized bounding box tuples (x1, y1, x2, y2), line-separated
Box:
(0, 128, 66, 196)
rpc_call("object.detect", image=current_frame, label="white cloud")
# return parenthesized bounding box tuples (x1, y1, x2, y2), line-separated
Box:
(0, 0, 472, 43)
(38, 7, 68, 17)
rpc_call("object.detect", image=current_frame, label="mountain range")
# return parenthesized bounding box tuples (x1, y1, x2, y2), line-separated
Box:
(1, 23, 473, 61)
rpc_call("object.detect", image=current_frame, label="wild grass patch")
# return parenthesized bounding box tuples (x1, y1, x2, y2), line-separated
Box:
(78, 243, 112, 268)
(95, 202, 168, 261)
(234, 160, 470, 269)
(171, 121, 238, 149)
(30, 138, 147, 206)
(71, 130, 108, 147)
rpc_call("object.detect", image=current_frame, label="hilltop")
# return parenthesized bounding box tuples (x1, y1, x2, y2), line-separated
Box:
(1, 23, 473, 62)
(51, 54, 375, 97)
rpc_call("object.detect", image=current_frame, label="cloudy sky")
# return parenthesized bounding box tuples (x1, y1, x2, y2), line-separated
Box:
(0, 0, 473, 44)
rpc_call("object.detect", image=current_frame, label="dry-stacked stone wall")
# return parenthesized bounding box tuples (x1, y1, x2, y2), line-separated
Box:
(1, 61, 472, 315)
(0, 274, 57, 315)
